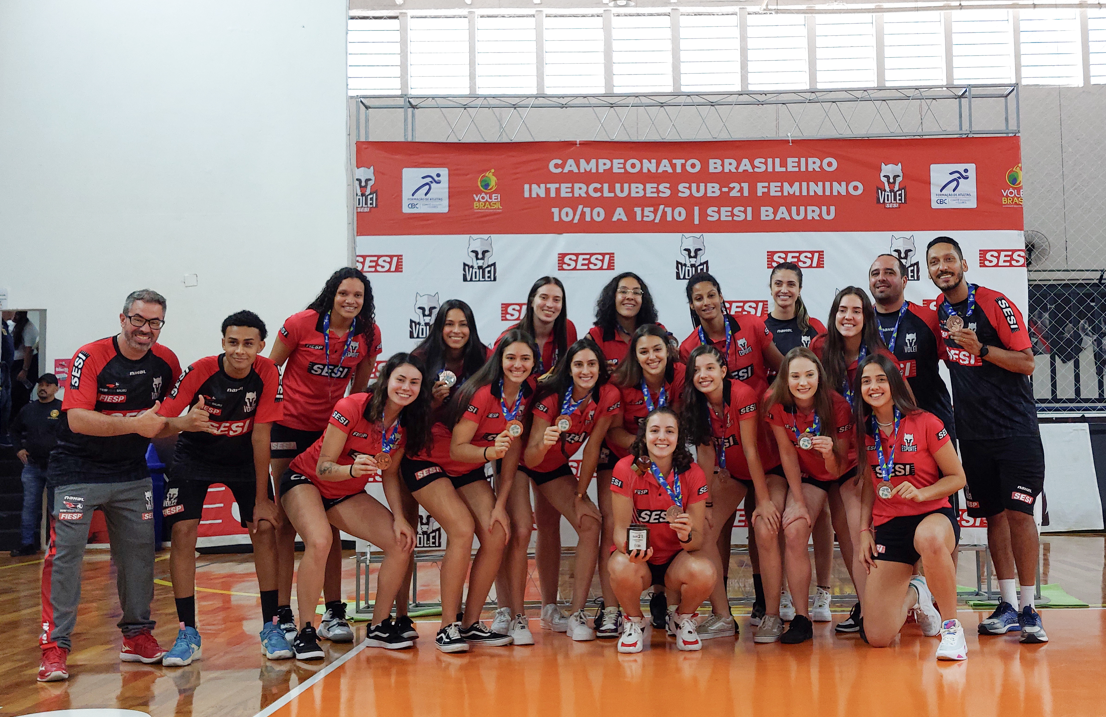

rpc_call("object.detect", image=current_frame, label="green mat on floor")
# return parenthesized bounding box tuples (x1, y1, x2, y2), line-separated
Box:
(964, 584, 1087, 609)
(314, 602, 442, 620)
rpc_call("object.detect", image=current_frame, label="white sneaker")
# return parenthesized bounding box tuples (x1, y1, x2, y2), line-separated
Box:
(489, 607, 512, 636)
(618, 617, 645, 653)
(567, 610, 596, 641)
(318, 606, 354, 643)
(509, 614, 534, 646)
(811, 588, 832, 622)
(780, 591, 796, 622)
(675, 614, 702, 651)
(665, 606, 678, 637)
(697, 613, 736, 640)
(910, 576, 941, 637)
(540, 604, 569, 633)
(936, 619, 968, 661)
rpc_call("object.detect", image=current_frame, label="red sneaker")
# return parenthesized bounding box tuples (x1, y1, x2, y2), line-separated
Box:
(38, 646, 70, 682)
(121, 629, 167, 663)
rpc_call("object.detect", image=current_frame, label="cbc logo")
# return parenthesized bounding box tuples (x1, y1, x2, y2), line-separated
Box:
(766, 251, 825, 269)
(978, 249, 1026, 268)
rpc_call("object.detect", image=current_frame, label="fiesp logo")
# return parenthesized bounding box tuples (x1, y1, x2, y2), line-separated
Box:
(356, 255, 403, 273)
(725, 300, 769, 317)
(766, 251, 824, 269)
(501, 303, 526, 322)
(978, 249, 1026, 268)
(557, 253, 616, 271)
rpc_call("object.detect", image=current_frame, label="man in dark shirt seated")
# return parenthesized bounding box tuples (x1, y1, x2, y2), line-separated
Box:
(9, 373, 62, 557)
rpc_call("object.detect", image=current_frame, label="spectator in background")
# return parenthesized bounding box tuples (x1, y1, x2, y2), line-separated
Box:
(0, 313, 13, 448)
(9, 374, 62, 557)
(11, 312, 40, 409)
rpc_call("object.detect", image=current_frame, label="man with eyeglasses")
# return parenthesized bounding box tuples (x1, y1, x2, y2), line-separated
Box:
(38, 289, 186, 682)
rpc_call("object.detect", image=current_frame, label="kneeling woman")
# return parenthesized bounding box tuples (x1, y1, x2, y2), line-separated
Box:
(524, 337, 621, 641)
(855, 354, 967, 660)
(609, 408, 715, 653)
(281, 353, 422, 660)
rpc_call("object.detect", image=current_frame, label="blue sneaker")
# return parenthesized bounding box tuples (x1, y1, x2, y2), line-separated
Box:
(261, 620, 294, 660)
(977, 601, 1020, 635)
(1019, 606, 1049, 644)
(162, 625, 202, 667)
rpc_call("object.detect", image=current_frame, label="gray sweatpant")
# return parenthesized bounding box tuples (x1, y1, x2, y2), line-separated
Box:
(40, 478, 156, 651)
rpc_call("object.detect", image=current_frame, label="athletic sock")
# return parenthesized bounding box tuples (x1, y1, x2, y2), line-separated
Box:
(325, 600, 344, 615)
(752, 574, 764, 606)
(260, 590, 279, 625)
(1020, 585, 1035, 611)
(175, 596, 197, 628)
(998, 579, 1017, 607)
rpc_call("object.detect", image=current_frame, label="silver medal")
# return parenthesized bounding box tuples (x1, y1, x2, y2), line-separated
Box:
(878, 483, 893, 500)
(798, 435, 813, 451)
(556, 416, 572, 432)
(438, 370, 457, 388)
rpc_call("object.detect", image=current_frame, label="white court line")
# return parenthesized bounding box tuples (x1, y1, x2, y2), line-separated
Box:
(253, 642, 367, 717)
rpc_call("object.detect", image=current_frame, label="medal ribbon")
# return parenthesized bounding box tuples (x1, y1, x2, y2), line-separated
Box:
(941, 283, 977, 327)
(648, 461, 683, 508)
(842, 344, 868, 408)
(499, 378, 524, 422)
(560, 388, 590, 417)
(698, 316, 733, 358)
(322, 312, 357, 378)
(380, 420, 401, 455)
(710, 403, 727, 470)
(790, 409, 821, 445)
(872, 408, 901, 487)
(641, 379, 668, 412)
(878, 304, 910, 353)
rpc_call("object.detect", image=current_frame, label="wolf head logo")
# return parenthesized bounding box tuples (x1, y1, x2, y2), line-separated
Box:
(881, 163, 903, 191)
(890, 235, 916, 266)
(414, 293, 440, 325)
(244, 391, 258, 413)
(151, 376, 163, 400)
(679, 235, 706, 266)
(355, 166, 375, 195)
(468, 236, 493, 267)
(904, 433, 914, 446)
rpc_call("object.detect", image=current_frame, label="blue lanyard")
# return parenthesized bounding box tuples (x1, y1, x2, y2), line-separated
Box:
(641, 379, 667, 412)
(878, 304, 909, 353)
(536, 342, 558, 375)
(322, 312, 356, 378)
(380, 420, 401, 454)
(790, 409, 821, 444)
(649, 461, 683, 507)
(871, 409, 901, 485)
(941, 284, 977, 325)
(842, 344, 868, 408)
(499, 379, 524, 421)
(698, 316, 733, 358)
(560, 388, 590, 416)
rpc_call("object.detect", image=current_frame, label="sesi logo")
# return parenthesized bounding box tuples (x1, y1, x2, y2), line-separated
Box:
(369, 359, 386, 380)
(558, 253, 616, 271)
(921, 298, 940, 311)
(725, 300, 769, 317)
(212, 419, 254, 437)
(978, 249, 1026, 268)
(501, 303, 526, 322)
(356, 255, 404, 273)
(766, 250, 824, 269)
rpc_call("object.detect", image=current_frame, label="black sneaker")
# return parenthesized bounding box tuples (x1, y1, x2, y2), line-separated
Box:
(365, 619, 414, 650)
(292, 625, 325, 660)
(278, 606, 297, 643)
(435, 623, 469, 653)
(649, 592, 668, 630)
(459, 621, 513, 646)
(780, 615, 813, 644)
(9, 544, 37, 558)
(395, 615, 419, 640)
(835, 602, 862, 634)
(750, 601, 766, 627)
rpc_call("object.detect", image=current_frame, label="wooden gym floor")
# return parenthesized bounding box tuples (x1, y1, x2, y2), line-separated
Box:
(3, 535, 1106, 717)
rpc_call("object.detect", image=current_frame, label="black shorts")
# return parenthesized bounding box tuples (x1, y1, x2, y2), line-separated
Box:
(801, 465, 858, 492)
(278, 469, 357, 512)
(450, 465, 489, 489)
(527, 463, 574, 487)
(400, 459, 450, 493)
(730, 462, 783, 494)
(874, 507, 960, 565)
(162, 462, 265, 529)
(597, 445, 618, 473)
(270, 424, 324, 460)
(649, 556, 677, 586)
(959, 435, 1045, 518)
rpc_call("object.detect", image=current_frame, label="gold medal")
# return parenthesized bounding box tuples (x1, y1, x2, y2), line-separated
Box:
(556, 415, 572, 432)
(506, 420, 524, 438)
(945, 314, 964, 332)
(374, 452, 391, 470)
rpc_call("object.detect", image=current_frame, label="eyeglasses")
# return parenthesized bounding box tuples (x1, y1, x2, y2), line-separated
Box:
(616, 288, 644, 297)
(125, 313, 166, 330)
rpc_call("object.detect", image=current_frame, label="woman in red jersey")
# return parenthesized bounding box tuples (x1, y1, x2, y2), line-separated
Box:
(269, 267, 382, 643)
(855, 354, 967, 660)
(279, 353, 422, 660)
(682, 344, 781, 641)
(763, 347, 856, 644)
(609, 407, 714, 653)
(523, 337, 620, 641)
(810, 286, 898, 633)
(498, 277, 577, 375)
(586, 272, 663, 371)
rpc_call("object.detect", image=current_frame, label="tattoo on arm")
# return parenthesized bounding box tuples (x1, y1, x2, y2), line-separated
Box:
(318, 462, 342, 476)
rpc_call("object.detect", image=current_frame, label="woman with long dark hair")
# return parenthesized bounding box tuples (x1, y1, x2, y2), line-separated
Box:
(413, 299, 491, 419)
(854, 354, 967, 660)
(268, 267, 382, 645)
(587, 272, 662, 370)
(498, 277, 576, 375)
(608, 407, 715, 653)
(279, 353, 423, 659)
(763, 347, 856, 644)
(523, 337, 619, 641)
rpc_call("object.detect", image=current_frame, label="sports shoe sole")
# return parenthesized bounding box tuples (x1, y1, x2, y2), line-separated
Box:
(1020, 631, 1048, 644)
(318, 626, 355, 643)
(120, 651, 167, 664)
(264, 647, 293, 660)
(937, 649, 968, 660)
(462, 635, 514, 647)
(436, 641, 470, 653)
(834, 623, 860, 634)
(365, 637, 414, 650)
(811, 609, 832, 622)
(510, 631, 535, 646)
(570, 628, 597, 642)
(294, 649, 325, 661)
(753, 633, 782, 644)
(540, 620, 568, 633)
(38, 670, 68, 682)
(978, 623, 1021, 635)
(162, 647, 201, 667)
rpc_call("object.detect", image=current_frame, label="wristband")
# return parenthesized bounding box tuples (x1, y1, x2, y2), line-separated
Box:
(482, 446, 489, 462)
(860, 526, 872, 533)
(678, 530, 693, 544)
(705, 502, 714, 508)
(978, 345, 990, 359)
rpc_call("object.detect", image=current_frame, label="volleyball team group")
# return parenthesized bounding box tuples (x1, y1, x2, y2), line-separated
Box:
(35, 234, 1049, 682)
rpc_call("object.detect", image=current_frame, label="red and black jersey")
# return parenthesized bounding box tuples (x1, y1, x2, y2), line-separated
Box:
(610, 456, 709, 565)
(875, 302, 955, 440)
(765, 315, 825, 355)
(50, 337, 181, 484)
(764, 390, 855, 481)
(810, 335, 898, 402)
(586, 322, 669, 370)
(610, 368, 686, 460)
(706, 379, 779, 479)
(422, 380, 535, 477)
(679, 314, 774, 398)
(277, 309, 382, 432)
(497, 320, 578, 374)
(530, 383, 621, 472)
(936, 285, 1037, 440)
(864, 410, 951, 525)
(413, 343, 493, 425)
(290, 392, 402, 500)
(159, 355, 283, 470)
